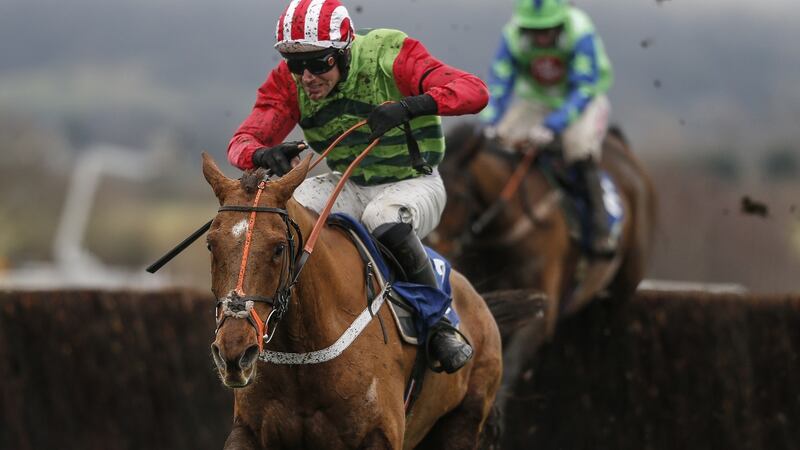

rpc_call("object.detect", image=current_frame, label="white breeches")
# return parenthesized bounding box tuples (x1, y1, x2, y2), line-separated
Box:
(496, 95, 611, 163)
(293, 169, 446, 239)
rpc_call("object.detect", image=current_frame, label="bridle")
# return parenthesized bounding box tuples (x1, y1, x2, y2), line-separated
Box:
(212, 180, 304, 352)
(146, 119, 396, 352)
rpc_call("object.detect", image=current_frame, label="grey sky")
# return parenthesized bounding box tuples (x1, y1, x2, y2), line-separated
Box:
(1, 0, 798, 158)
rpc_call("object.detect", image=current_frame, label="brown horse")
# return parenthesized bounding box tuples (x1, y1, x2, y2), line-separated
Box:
(201, 153, 502, 449)
(427, 122, 656, 389)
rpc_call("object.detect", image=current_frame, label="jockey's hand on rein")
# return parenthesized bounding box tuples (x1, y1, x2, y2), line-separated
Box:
(528, 124, 555, 147)
(367, 94, 438, 142)
(252, 141, 307, 177)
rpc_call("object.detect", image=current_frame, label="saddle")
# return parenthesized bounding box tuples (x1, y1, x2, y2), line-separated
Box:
(326, 213, 460, 346)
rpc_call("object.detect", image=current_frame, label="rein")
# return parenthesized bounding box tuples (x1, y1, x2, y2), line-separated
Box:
(147, 119, 397, 353)
(293, 134, 382, 277)
(213, 124, 380, 349)
(297, 101, 428, 272)
(470, 143, 538, 235)
(143, 122, 367, 276)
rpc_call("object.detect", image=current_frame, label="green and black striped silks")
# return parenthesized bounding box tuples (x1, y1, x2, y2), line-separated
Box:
(296, 29, 445, 186)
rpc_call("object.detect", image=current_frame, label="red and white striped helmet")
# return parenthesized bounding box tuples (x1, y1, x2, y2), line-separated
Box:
(275, 0, 355, 53)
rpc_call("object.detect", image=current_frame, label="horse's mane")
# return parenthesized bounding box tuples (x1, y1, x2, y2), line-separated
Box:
(239, 168, 269, 194)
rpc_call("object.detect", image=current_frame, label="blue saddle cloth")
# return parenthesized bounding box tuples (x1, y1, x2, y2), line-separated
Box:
(569, 171, 624, 251)
(537, 153, 624, 253)
(329, 213, 459, 341)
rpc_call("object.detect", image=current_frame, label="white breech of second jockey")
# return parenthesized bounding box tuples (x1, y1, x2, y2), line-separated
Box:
(496, 95, 611, 163)
(293, 169, 446, 239)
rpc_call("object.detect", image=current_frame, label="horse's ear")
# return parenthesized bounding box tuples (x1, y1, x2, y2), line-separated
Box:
(273, 154, 312, 203)
(202, 152, 237, 204)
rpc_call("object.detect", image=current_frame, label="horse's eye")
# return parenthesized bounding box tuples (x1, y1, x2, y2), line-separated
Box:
(273, 243, 286, 259)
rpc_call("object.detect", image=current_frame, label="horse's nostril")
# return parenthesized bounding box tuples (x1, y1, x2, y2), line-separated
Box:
(239, 345, 260, 370)
(211, 343, 226, 370)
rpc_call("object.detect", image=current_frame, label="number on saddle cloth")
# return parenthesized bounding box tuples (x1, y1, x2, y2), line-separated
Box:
(536, 153, 625, 252)
(327, 213, 460, 342)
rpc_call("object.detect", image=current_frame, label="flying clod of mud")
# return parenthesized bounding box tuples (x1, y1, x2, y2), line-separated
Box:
(741, 195, 769, 217)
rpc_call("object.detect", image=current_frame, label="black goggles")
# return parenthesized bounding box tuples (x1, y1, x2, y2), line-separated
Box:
(285, 51, 338, 76)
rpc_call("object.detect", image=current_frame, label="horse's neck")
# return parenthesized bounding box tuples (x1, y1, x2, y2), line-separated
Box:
(472, 152, 553, 229)
(273, 199, 366, 352)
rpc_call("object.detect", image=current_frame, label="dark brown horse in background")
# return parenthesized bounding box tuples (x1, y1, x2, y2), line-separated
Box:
(201, 153, 502, 449)
(427, 122, 656, 394)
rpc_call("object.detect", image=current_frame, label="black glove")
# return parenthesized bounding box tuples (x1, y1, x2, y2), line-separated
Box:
(251, 141, 307, 176)
(367, 94, 438, 142)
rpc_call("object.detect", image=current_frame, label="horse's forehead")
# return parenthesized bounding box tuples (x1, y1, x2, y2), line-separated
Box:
(213, 207, 287, 243)
(230, 218, 249, 238)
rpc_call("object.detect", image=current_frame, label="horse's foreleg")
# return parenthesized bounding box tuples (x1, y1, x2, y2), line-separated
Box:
(538, 260, 564, 339)
(495, 262, 559, 417)
(415, 393, 498, 450)
(223, 423, 258, 450)
(607, 230, 647, 305)
(495, 317, 547, 417)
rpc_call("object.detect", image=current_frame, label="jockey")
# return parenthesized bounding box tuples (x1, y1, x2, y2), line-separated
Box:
(228, 0, 488, 373)
(482, 0, 616, 257)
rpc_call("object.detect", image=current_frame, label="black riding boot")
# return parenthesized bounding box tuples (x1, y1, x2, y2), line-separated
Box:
(373, 222, 473, 373)
(575, 159, 616, 258)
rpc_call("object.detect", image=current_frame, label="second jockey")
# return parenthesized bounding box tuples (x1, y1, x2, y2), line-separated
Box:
(482, 0, 616, 257)
(227, 0, 489, 373)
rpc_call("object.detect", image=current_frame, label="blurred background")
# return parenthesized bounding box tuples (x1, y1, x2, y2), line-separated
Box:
(1, 0, 799, 292)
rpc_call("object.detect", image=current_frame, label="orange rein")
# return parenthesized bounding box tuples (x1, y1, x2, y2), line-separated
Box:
(229, 120, 380, 350)
(470, 143, 539, 235)
(300, 103, 397, 255)
(234, 180, 269, 351)
(289, 120, 381, 267)
(305, 135, 380, 254)
(499, 143, 539, 202)
(235, 181, 267, 296)
(309, 120, 368, 172)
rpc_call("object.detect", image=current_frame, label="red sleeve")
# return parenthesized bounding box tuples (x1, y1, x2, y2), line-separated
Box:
(227, 61, 300, 170)
(392, 37, 489, 116)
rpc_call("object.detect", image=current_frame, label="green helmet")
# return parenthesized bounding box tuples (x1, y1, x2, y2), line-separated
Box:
(513, 0, 568, 29)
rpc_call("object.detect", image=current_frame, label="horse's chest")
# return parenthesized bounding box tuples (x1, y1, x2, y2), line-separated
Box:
(260, 409, 346, 449)
(257, 377, 384, 449)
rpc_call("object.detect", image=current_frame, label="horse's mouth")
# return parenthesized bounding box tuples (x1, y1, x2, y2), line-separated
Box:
(221, 370, 254, 389)
(224, 378, 252, 389)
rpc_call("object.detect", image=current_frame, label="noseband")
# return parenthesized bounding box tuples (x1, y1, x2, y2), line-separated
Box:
(213, 180, 304, 351)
